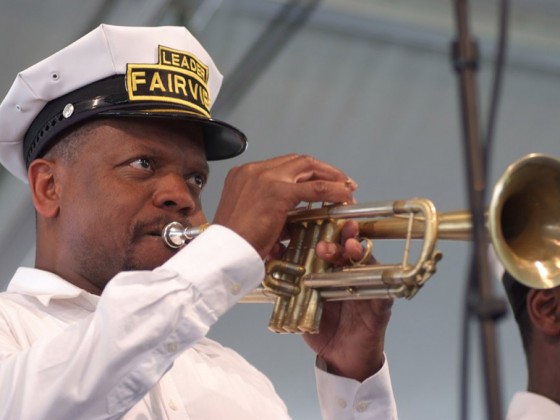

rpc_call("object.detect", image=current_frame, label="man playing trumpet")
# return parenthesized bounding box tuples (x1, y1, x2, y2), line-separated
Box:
(0, 25, 396, 419)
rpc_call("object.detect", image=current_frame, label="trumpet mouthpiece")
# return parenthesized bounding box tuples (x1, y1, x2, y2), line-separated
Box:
(162, 222, 210, 249)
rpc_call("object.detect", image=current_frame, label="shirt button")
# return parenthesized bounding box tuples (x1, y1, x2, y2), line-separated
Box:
(169, 400, 178, 411)
(166, 342, 178, 353)
(356, 401, 368, 412)
(230, 283, 241, 295)
(337, 397, 347, 408)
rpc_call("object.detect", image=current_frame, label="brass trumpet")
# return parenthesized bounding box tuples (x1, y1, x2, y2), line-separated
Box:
(162, 153, 560, 333)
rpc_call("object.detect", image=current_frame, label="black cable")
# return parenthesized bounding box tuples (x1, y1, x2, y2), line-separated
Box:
(459, 258, 476, 420)
(484, 0, 510, 171)
(459, 1, 510, 419)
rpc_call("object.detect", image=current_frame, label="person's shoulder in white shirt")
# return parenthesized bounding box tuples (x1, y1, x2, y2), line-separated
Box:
(507, 391, 560, 420)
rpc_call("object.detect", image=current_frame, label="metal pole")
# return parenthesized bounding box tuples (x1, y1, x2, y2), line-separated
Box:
(452, 0, 504, 419)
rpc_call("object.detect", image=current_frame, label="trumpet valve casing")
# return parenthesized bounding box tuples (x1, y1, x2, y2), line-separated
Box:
(266, 219, 342, 334)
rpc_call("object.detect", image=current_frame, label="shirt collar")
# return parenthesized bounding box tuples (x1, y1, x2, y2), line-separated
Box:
(507, 391, 560, 418)
(7, 266, 99, 308)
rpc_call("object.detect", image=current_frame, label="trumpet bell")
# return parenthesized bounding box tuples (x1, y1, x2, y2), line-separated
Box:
(489, 153, 560, 289)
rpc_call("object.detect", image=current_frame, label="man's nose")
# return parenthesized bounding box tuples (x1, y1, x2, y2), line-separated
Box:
(152, 172, 197, 215)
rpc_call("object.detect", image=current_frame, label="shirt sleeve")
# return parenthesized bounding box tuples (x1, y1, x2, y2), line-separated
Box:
(315, 355, 398, 420)
(0, 225, 265, 420)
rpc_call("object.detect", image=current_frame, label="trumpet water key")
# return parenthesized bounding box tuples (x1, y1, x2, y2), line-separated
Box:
(161, 153, 560, 334)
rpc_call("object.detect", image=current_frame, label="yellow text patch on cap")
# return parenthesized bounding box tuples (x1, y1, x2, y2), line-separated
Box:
(126, 45, 211, 118)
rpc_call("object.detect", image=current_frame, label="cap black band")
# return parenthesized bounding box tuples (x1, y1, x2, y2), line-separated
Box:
(23, 75, 247, 167)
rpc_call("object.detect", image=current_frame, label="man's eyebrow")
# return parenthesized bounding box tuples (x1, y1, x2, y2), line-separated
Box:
(129, 142, 210, 173)
(192, 160, 210, 177)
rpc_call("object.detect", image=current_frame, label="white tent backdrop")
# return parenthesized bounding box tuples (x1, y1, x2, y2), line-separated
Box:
(2, 1, 560, 419)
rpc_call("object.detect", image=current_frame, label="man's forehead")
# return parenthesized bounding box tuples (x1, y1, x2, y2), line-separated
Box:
(95, 118, 209, 166)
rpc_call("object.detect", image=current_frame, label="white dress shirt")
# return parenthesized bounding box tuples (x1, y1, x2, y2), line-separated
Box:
(507, 391, 560, 419)
(0, 225, 397, 419)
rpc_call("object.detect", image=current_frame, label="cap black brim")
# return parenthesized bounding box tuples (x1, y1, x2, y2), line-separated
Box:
(98, 108, 247, 161)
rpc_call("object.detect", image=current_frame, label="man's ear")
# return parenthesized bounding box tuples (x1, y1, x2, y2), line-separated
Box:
(28, 158, 61, 219)
(527, 288, 560, 337)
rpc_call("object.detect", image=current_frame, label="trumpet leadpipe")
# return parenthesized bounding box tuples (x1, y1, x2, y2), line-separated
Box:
(358, 210, 474, 241)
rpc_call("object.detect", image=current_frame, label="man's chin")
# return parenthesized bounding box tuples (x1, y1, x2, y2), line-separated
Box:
(123, 237, 178, 271)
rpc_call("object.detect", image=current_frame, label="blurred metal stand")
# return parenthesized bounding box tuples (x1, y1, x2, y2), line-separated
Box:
(212, 0, 321, 117)
(452, 0, 506, 419)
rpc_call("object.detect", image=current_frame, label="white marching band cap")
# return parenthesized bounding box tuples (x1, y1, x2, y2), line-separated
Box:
(0, 24, 247, 182)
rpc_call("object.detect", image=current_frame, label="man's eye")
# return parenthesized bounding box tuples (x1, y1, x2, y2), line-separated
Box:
(187, 174, 206, 190)
(129, 158, 154, 172)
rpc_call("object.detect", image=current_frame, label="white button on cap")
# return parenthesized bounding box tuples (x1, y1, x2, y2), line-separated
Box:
(356, 401, 368, 412)
(337, 397, 347, 408)
(169, 400, 178, 411)
(62, 103, 74, 118)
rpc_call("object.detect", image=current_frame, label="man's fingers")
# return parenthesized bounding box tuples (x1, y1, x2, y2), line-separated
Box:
(215, 154, 359, 258)
(287, 180, 356, 206)
(316, 241, 341, 262)
(316, 237, 374, 266)
(263, 154, 357, 186)
(341, 220, 360, 242)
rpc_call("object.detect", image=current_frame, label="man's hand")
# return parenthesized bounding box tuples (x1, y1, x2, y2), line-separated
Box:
(303, 220, 393, 382)
(213, 154, 357, 258)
